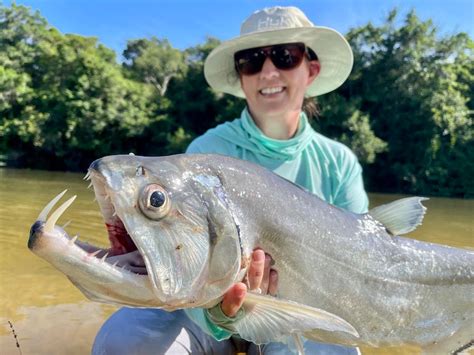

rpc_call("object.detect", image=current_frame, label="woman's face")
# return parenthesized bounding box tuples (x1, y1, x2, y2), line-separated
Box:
(239, 53, 320, 122)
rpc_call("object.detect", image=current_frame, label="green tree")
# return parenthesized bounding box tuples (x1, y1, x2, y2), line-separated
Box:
(1, 4, 472, 197)
(0, 4, 163, 170)
(165, 37, 244, 153)
(123, 37, 186, 96)
(325, 9, 473, 197)
(315, 94, 387, 165)
(164, 38, 221, 152)
(0, 3, 50, 156)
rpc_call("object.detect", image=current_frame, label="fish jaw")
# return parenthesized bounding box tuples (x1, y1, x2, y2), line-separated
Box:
(114, 210, 212, 307)
(27, 192, 163, 308)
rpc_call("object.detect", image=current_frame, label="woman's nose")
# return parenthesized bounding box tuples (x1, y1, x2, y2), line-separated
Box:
(259, 57, 279, 79)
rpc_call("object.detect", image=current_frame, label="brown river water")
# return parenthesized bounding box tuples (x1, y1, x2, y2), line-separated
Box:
(0, 168, 472, 355)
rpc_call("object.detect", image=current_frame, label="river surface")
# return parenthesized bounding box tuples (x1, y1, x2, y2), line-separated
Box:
(1, 168, 472, 355)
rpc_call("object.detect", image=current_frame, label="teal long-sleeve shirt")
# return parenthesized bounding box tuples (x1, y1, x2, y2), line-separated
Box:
(184, 108, 369, 340)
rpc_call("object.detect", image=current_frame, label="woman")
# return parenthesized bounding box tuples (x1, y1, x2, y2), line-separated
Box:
(93, 6, 368, 354)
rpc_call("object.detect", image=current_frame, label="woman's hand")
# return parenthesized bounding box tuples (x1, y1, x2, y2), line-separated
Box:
(221, 248, 278, 317)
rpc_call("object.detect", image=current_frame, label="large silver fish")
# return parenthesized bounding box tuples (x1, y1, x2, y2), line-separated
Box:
(28, 154, 473, 353)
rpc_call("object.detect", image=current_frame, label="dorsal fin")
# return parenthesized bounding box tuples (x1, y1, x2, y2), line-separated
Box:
(369, 197, 429, 236)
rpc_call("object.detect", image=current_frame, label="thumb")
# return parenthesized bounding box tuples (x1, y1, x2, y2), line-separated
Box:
(221, 282, 247, 317)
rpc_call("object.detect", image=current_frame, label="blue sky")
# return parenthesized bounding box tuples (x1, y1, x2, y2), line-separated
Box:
(7, 0, 474, 59)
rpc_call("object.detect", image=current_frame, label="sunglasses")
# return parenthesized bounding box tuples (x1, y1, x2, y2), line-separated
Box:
(234, 43, 315, 76)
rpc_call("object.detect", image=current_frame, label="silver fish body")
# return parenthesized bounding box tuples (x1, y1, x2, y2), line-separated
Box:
(28, 154, 474, 352)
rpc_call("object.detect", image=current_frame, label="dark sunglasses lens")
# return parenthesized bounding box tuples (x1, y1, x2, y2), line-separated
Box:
(235, 43, 306, 75)
(235, 49, 265, 75)
(271, 44, 305, 69)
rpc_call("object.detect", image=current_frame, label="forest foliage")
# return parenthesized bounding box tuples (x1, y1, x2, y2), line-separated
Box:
(1, 4, 472, 197)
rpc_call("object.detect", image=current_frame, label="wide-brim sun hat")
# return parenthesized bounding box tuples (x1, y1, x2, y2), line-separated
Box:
(204, 6, 353, 98)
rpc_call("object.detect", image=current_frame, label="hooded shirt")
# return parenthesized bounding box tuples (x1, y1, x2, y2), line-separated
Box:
(183, 108, 369, 340)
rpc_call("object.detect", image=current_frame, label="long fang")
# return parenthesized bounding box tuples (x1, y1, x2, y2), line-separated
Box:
(37, 190, 68, 221)
(44, 195, 77, 233)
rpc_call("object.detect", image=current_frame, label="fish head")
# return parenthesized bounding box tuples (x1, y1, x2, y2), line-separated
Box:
(87, 154, 242, 308)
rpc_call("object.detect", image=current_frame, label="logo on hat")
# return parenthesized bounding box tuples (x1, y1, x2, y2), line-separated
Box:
(257, 16, 292, 31)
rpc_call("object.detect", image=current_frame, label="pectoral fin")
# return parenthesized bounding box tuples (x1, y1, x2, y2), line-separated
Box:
(230, 292, 359, 345)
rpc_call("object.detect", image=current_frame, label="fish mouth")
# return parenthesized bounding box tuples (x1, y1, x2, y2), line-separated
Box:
(28, 184, 163, 307)
(29, 175, 150, 280)
(82, 169, 149, 276)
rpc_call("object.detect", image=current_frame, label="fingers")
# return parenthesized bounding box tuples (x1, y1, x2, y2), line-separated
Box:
(248, 249, 278, 296)
(219, 249, 279, 319)
(220, 249, 264, 318)
(221, 282, 247, 317)
(259, 254, 273, 292)
(268, 269, 278, 296)
(247, 249, 265, 290)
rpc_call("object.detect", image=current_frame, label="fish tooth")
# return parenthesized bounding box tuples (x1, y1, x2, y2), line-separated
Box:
(44, 195, 76, 233)
(88, 182, 93, 189)
(101, 252, 109, 262)
(37, 190, 68, 221)
(70, 235, 79, 245)
(89, 250, 101, 257)
(83, 171, 91, 180)
(112, 261, 119, 267)
(62, 220, 72, 229)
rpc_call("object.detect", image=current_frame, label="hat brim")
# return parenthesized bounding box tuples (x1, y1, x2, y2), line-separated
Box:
(204, 26, 353, 98)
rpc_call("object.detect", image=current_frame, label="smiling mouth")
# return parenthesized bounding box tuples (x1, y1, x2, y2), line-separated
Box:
(259, 86, 285, 95)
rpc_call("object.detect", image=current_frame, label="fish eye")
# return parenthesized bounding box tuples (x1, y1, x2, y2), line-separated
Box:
(150, 191, 165, 207)
(139, 184, 171, 220)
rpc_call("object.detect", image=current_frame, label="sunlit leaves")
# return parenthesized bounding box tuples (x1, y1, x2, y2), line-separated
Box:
(0, 4, 471, 196)
(328, 9, 473, 197)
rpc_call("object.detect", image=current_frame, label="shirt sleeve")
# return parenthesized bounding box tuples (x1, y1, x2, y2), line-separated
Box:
(183, 308, 233, 341)
(185, 138, 205, 154)
(333, 149, 369, 214)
